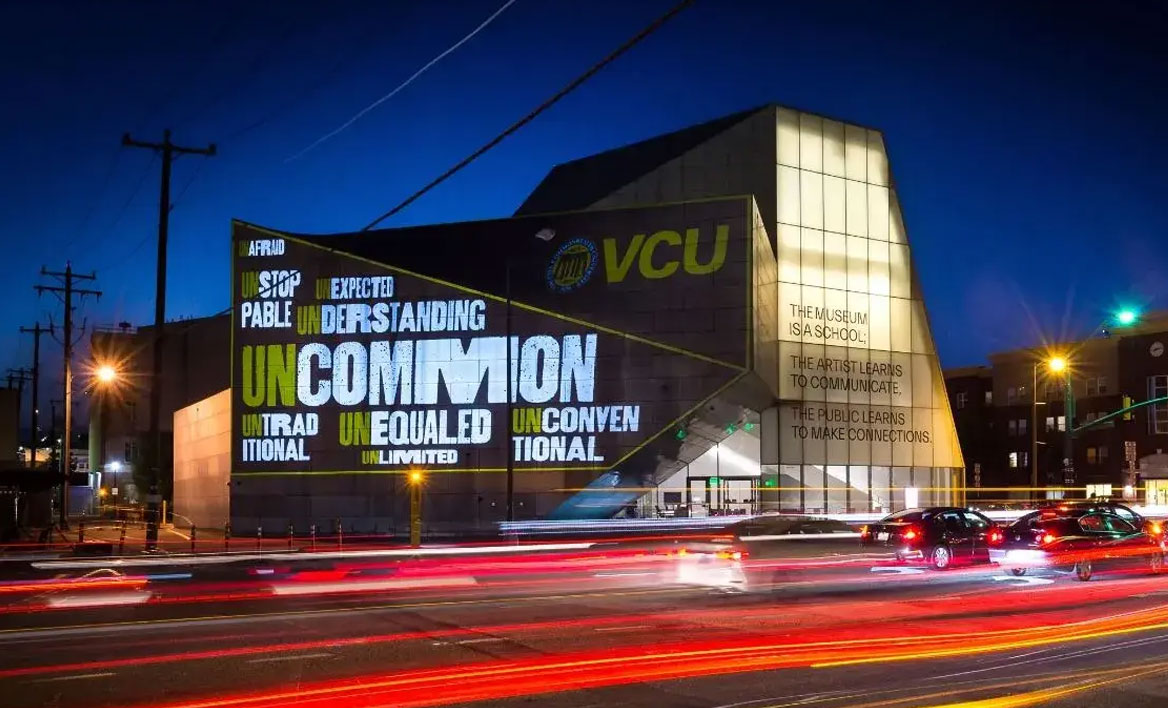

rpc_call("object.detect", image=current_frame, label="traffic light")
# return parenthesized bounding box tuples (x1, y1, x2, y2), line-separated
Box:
(762, 478, 776, 487)
(709, 476, 720, 485)
(1123, 395, 1133, 421)
(1115, 309, 1139, 326)
(674, 428, 687, 441)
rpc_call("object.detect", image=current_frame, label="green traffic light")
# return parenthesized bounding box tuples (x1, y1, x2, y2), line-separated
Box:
(1116, 309, 1138, 326)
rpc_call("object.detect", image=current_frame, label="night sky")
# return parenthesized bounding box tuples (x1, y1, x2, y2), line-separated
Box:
(2, 0, 1166, 414)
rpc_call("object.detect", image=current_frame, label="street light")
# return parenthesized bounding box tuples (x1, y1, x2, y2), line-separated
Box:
(96, 364, 118, 384)
(1032, 354, 1071, 502)
(407, 470, 424, 547)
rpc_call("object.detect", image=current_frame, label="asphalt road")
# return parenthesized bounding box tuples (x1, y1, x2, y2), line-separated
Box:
(4, 543, 1168, 708)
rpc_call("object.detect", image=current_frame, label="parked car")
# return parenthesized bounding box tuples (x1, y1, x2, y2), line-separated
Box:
(989, 509, 1165, 581)
(859, 507, 998, 570)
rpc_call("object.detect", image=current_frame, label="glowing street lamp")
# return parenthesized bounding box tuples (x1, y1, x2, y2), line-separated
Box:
(96, 363, 119, 384)
(407, 470, 425, 547)
(1031, 354, 1071, 502)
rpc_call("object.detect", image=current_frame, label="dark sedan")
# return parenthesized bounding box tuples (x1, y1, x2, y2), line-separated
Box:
(989, 510, 1166, 580)
(1034, 499, 1163, 537)
(859, 507, 997, 570)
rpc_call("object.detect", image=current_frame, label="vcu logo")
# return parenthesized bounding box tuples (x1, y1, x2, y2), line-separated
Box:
(546, 238, 598, 293)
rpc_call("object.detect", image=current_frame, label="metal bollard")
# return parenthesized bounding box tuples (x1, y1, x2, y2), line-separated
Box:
(287, 522, 294, 550)
(310, 524, 317, 551)
(224, 522, 231, 551)
(336, 518, 343, 550)
(119, 521, 127, 554)
(78, 520, 85, 543)
(190, 525, 197, 553)
(256, 525, 263, 550)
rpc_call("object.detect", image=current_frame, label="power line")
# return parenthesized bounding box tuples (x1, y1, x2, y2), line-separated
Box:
(285, 0, 520, 163)
(97, 1, 696, 373)
(64, 146, 124, 256)
(362, 0, 696, 231)
(218, 6, 397, 146)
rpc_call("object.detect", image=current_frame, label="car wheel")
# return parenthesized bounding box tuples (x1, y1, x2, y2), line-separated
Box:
(1151, 553, 1164, 575)
(1010, 567, 1027, 577)
(1075, 560, 1093, 582)
(929, 544, 952, 570)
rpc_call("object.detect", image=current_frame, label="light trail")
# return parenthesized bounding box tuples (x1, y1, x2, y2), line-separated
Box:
(95, 600, 1168, 708)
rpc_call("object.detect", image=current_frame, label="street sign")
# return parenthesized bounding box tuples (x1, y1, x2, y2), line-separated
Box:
(1125, 440, 1137, 463)
(111, 488, 119, 497)
(972, 462, 981, 488)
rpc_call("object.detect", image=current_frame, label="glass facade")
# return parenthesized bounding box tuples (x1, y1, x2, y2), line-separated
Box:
(771, 108, 963, 513)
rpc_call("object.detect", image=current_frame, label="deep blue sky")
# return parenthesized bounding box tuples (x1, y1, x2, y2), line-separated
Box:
(2, 0, 1166, 410)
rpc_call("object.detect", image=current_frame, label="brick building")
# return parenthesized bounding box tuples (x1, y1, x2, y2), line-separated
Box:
(945, 312, 1168, 504)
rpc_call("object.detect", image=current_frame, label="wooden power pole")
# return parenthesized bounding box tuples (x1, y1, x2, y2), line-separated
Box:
(121, 130, 215, 548)
(36, 265, 101, 526)
(19, 322, 51, 464)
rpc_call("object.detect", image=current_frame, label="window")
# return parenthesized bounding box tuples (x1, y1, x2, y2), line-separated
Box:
(1084, 412, 1097, 424)
(1020, 451, 1029, 468)
(1057, 415, 1066, 432)
(1079, 514, 1106, 532)
(1086, 376, 1110, 397)
(1099, 445, 1108, 460)
(125, 440, 138, 463)
(126, 400, 137, 425)
(1008, 420, 1017, 436)
(1018, 418, 1028, 435)
(1087, 447, 1097, 464)
(1150, 376, 1168, 435)
(955, 392, 968, 410)
(1102, 516, 1136, 534)
(1111, 505, 1139, 523)
(961, 510, 990, 530)
(1008, 452, 1018, 468)
(1018, 385, 1028, 399)
(1086, 483, 1113, 499)
(1046, 416, 1056, 432)
(985, 391, 993, 405)
(1007, 387, 1017, 405)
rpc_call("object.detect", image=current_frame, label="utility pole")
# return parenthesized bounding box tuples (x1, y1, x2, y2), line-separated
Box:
(122, 130, 215, 548)
(20, 323, 50, 465)
(6, 369, 31, 460)
(36, 265, 101, 527)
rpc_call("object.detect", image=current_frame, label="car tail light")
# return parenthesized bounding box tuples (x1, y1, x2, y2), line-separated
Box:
(676, 548, 688, 557)
(988, 528, 1004, 545)
(860, 525, 870, 538)
(1041, 532, 1056, 545)
(715, 550, 744, 561)
(1150, 522, 1163, 536)
(902, 527, 919, 542)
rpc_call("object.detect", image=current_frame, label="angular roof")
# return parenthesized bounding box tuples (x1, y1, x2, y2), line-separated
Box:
(515, 105, 766, 216)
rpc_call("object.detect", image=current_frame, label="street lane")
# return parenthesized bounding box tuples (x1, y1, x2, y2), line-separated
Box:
(6, 543, 1168, 707)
